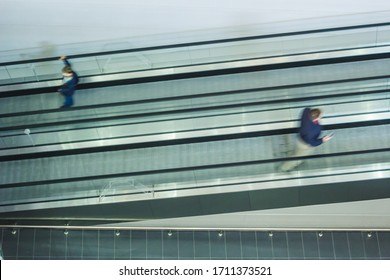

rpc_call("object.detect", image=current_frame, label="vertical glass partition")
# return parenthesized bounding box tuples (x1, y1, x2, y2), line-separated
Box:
(0, 24, 389, 86)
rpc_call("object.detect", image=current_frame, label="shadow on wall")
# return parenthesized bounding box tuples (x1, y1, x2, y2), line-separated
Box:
(20, 41, 57, 60)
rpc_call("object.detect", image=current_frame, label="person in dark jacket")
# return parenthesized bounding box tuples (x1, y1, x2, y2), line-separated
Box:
(58, 56, 79, 108)
(280, 108, 332, 172)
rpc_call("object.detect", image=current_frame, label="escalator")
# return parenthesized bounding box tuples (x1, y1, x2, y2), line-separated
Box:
(0, 22, 389, 227)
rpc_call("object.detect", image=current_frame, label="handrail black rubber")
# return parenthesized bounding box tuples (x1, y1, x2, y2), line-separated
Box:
(0, 74, 388, 132)
(0, 118, 388, 162)
(1, 50, 390, 98)
(0, 147, 389, 188)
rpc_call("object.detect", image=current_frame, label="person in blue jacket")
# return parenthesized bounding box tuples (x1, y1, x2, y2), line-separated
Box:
(58, 56, 79, 108)
(280, 108, 333, 172)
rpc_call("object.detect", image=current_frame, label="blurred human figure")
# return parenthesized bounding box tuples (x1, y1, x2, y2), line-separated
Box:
(58, 56, 79, 108)
(280, 107, 333, 172)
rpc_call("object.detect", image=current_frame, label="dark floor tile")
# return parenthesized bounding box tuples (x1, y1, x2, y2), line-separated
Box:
(33, 229, 51, 259)
(50, 229, 66, 259)
(241, 231, 257, 259)
(287, 232, 304, 259)
(82, 230, 98, 258)
(363, 232, 380, 259)
(333, 232, 350, 260)
(99, 230, 115, 260)
(163, 230, 178, 259)
(178, 231, 194, 259)
(131, 230, 146, 259)
(302, 232, 319, 259)
(256, 232, 273, 259)
(194, 231, 210, 259)
(348, 232, 365, 259)
(115, 230, 131, 260)
(146, 230, 162, 259)
(210, 231, 226, 259)
(2, 228, 19, 259)
(377, 232, 390, 258)
(272, 232, 288, 259)
(6, 228, 389, 261)
(318, 232, 335, 259)
(0, 228, 3, 257)
(66, 230, 82, 259)
(226, 231, 241, 259)
(17, 229, 34, 259)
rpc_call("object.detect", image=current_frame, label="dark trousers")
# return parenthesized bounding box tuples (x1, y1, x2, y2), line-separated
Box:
(62, 94, 74, 107)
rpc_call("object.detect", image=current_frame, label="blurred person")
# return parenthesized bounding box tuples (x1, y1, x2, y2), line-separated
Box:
(58, 56, 79, 108)
(280, 107, 333, 172)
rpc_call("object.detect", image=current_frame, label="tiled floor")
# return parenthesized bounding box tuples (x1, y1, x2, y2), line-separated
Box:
(1, 228, 389, 260)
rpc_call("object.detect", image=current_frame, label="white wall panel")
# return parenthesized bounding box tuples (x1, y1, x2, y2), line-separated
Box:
(1, 1, 390, 61)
